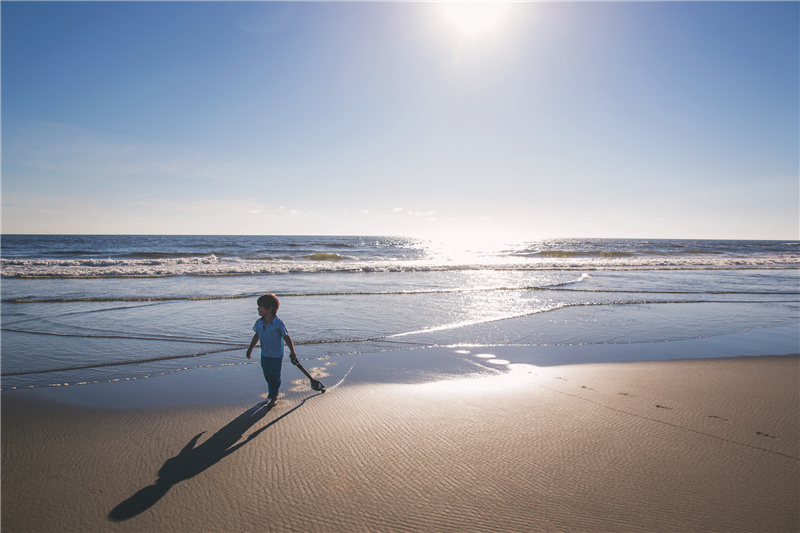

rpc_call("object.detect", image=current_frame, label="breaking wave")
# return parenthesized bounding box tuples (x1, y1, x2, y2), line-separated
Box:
(2, 236, 798, 278)
(2, 255, 797, 278)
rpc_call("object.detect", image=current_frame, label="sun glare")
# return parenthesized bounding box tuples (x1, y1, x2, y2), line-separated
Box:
(439, 2, 513, 39)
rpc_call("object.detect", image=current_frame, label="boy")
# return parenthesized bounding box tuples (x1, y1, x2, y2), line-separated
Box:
(246, 293, 297, 407)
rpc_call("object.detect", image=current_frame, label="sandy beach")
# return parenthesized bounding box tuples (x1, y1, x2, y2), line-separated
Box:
(2, 346, 798, 532)
(4, 0, 799, 529)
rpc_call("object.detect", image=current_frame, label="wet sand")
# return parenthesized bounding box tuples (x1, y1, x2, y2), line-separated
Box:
(2, 347, 798, 532)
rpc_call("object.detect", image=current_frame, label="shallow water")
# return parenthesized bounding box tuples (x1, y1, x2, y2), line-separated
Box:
(1, 236, 798, 390)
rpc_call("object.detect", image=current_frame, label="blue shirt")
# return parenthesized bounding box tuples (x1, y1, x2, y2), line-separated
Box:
(253, 316, 289, 358)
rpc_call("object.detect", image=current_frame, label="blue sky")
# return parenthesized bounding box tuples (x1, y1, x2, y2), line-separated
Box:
(2, 1, 798, 239)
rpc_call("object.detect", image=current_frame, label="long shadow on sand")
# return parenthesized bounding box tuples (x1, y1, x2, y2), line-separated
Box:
(109, 394, 321, 522)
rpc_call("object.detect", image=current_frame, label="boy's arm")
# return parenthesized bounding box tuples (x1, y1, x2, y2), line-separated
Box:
(246, 332, 259, 359)
(284, 334, 298, 364)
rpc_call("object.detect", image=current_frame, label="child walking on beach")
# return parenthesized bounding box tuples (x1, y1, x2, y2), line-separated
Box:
(246, 293, 297, 407)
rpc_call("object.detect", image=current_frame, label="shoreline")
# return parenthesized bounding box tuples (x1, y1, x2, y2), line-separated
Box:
(3, 321, 798, 394)
(3, 345, 799, 532)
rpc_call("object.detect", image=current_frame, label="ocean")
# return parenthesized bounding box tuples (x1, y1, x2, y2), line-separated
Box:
(1, 235, 798, 391)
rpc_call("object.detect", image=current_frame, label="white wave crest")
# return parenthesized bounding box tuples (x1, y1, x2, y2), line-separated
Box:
(2, 252, 798, 278)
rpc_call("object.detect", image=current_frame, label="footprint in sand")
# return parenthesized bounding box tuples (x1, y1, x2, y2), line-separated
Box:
(308, 367, 330, 378)
(756, 431, 778, 439)
(260, 392, 285, 400)
(288, 379, 309, 392)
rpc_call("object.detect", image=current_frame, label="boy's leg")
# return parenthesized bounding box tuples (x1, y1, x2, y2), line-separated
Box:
(264, 357, 282, 399)
(260, 357, 271, 392)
